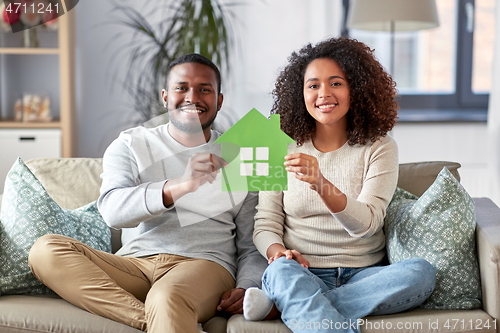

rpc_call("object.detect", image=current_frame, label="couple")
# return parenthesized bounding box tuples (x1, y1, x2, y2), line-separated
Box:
(28, 37, 436, 333)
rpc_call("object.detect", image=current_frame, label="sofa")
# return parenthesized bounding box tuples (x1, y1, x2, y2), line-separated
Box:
(0, 157, 499, 333)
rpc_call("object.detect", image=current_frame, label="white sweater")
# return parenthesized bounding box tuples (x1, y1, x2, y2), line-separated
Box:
(97, 124, 267, 289)
(253, 135, 398, 268)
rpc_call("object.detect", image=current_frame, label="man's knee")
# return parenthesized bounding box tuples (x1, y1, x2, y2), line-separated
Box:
(28, 234, 72, 276)
(29, 234, 58, 264)
(147, 285, 194, 312)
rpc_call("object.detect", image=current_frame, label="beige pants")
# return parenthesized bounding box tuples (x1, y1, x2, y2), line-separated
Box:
(28, 234, 235, 333)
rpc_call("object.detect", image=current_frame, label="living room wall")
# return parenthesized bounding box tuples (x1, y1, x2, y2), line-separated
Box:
(393, 122, 489, 200)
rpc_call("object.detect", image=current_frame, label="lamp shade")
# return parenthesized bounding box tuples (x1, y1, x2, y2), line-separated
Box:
(347, 0, 439, 32)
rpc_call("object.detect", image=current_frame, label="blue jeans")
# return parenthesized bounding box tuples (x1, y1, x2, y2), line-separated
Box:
(262, 257, 436, 333)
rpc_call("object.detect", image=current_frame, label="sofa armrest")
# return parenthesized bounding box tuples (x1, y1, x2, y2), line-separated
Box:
(474, 197, 500, 331)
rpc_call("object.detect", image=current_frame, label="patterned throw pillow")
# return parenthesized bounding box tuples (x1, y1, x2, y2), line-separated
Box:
(0, 158, 111, 295)
(384, 167, 481, 310)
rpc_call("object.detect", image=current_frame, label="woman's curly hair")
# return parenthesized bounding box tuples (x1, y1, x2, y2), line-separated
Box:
(272, 37, 399, 146)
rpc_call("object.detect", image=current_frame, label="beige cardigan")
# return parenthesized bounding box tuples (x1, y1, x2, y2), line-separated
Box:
(253, 135, 398, 268)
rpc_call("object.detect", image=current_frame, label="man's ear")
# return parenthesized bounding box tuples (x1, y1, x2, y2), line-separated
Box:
(161, 89, 168, 108)
(217, 93, 223, 111)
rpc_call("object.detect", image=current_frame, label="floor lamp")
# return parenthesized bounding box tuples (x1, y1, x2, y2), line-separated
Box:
(346, 0, 440, 76)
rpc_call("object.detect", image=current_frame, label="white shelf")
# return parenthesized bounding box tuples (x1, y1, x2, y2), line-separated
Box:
(0, 47, 59, 54)
(0, 128, 62, 191)
(0, 12, 75, 157)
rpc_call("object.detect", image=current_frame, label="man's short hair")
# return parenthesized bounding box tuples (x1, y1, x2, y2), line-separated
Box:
(165, 54, 222, 95)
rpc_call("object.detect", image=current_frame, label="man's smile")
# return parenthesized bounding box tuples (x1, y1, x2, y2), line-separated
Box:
(178, 105, 206, 115)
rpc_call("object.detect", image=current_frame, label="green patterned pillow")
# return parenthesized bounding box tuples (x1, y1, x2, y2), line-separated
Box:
(384, 167, 481, 310)
(0, 158, 111, 295)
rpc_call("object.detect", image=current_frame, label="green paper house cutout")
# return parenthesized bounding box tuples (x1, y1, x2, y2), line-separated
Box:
(215, 108, 294, 192)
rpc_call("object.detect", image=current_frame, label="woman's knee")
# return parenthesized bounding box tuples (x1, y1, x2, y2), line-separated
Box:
(263, 257, 303, 281)
(403, 258, 436, 291)
(262, 257, 312, 296)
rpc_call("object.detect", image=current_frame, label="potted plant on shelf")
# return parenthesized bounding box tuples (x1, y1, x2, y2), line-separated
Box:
(110, 0, 239, 124)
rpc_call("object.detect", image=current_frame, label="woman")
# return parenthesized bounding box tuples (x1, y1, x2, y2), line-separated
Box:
(243, 37, 436, 333)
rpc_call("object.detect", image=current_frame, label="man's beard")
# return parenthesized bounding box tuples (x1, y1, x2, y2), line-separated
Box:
(167, 105, 217, 133)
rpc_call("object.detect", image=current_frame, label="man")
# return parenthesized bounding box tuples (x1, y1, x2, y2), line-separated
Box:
(28, 54, 267, 333)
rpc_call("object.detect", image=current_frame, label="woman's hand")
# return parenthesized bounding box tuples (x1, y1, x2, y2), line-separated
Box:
(268, 248, 310, 268)
(284, 153, 327, 193)
(284, 152, 347, 213)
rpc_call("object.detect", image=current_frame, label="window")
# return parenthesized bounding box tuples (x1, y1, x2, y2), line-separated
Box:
(343, 0, 494, 121)
(239, 147, 269, 176)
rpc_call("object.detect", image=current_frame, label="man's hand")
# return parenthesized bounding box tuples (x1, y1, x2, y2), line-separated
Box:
(179, 153, 228, 193)
(217, 288, 245, 314)
(162, 153, 227, 207)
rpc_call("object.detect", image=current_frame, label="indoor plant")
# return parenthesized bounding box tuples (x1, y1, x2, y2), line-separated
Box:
(110, 0, 239, 123)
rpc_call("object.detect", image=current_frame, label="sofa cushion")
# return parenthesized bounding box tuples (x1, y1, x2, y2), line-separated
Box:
(0, 158, 111, 295)
(397, 161, 461, 197)
(0, 294, 227, 333)
(1, 158, 125, 254)
(384, 167, 481, 310)
(24, 158, 103, 210)
(0, 295, 142, 333)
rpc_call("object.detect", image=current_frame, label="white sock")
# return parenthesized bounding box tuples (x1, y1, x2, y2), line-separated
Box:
(198, 323, 207, 333)
(243, 287, 274, 321)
